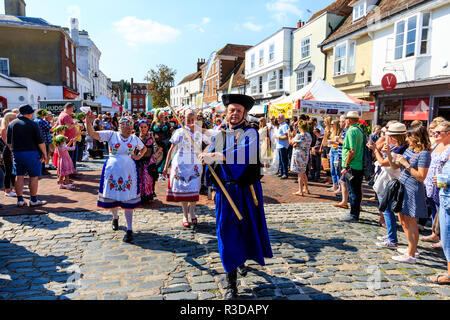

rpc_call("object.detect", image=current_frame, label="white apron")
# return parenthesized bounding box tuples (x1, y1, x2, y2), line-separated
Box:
(97, 131, 145, 209)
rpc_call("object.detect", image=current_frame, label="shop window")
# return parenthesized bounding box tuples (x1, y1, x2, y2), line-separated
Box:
(378, 99, 402, 126)
(435, 96, 450, 120)
(403, 98, 429, 121)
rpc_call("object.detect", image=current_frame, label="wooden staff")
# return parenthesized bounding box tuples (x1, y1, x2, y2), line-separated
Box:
(250, 185, 259, 207)
(165, 99, 243, 221)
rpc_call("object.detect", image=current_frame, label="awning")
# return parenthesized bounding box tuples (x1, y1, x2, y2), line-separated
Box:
(294, 61, 314, 72)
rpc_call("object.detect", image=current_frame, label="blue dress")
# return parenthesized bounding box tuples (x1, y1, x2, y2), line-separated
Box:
(206, 123, 273, 274)
(399, 149, 431, 218)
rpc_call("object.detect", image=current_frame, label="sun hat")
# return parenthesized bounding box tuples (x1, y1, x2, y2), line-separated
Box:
(386, 123, 407, 135)
(345, 111, 360, 119)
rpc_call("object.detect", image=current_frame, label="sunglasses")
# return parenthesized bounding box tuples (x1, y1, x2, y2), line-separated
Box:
(433, 130, 449, 136)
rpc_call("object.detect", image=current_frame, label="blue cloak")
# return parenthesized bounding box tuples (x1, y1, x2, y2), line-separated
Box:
(206, 123, 273, 273)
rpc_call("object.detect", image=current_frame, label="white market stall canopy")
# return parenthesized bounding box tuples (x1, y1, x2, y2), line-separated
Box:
(94, 95, 121, 113)
(248, 104, 266, 115)
(269, 78, 375, 118)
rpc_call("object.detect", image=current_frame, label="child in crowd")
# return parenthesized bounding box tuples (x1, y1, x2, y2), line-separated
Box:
(53, 134, 77, 190)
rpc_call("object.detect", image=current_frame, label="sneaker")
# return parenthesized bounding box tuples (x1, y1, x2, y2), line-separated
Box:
(5, 191, 16, 197)
(376, 240, 398, 249)
(339, 214, 359, 223)
(17, 200, 27, 207)
(391, 254, 417, 264)
(377, 235, 389, 241)
(397, 248, 421, 258)
(29, 200, 47, 207)
(280, 175, 288, 180)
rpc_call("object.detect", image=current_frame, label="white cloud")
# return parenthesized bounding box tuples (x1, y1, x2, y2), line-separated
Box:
(266, 0, 303, 23)
(113, 16, 180, 46)
(243, 22, 263, 32)
(187, 17, 211, 33)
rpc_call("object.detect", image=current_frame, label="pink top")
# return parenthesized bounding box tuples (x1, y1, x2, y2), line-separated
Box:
(58, 111, 77, 140)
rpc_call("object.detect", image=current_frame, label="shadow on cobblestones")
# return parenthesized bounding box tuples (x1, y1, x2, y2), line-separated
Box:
(0, 239, 77, 300)
(2, 215, 72, 231)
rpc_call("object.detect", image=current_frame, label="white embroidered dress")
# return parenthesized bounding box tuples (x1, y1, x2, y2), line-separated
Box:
(166, 128, 207, 202)
(97, 131, 145, 209)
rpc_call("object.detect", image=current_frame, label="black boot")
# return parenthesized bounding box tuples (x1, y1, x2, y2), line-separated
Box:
(237, 264, 248, 277)
(123, 230, 133, 243)
(112, 219, 119, 231)
(224, 271, 238, 300)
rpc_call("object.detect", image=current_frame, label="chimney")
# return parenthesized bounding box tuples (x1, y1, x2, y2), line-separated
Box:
(297, 20, 302, 28)
(197, 58, 205, 72)
(71, 18, 79, 45)
(4, 0, 26, 16)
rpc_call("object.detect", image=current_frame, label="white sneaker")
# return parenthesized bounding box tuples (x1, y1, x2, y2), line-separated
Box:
(17, 200, 27, 207)
(376, 240, 398, 249)
(397, 248, 421, 258)
(392, 254, 417, 264)
(377, 235, 389, 241)
(29, 200, 47, 207)
(5, 191, 16, 197)
(327, 187, 335, 192)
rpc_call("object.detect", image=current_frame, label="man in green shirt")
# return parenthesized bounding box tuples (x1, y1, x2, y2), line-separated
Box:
(340, 111, 364, 222)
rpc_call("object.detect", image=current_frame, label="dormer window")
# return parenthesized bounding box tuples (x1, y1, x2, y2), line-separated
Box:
(353, 1, 366, 21)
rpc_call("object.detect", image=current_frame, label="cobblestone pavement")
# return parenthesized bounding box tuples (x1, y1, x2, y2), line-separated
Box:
(0, 203, 449, 300)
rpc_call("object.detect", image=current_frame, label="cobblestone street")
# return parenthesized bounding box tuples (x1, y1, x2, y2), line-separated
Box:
(1, 200, 449, 300)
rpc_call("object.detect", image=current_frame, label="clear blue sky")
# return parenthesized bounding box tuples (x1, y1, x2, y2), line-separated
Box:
(1, 0, 335, 84)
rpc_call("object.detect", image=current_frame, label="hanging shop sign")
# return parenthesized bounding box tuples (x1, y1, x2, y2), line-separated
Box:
(382, 73, 397, 92)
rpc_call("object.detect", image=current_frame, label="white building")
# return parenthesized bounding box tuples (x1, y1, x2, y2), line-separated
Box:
(170, 71, 202, 107)
(71, 18, 102, 101)
(366, 0, 450, 124)
(0, 73, 60, 110)
(245, 27, 296, 104)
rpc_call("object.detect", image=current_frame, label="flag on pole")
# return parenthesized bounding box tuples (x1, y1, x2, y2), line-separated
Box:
(124, 90, 128, 112)
(228, 73, 235, 94)
(146, 92, 152, 112)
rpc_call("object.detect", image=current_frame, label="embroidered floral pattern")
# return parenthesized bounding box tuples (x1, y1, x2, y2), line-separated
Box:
(174, 165, 200, 183)
(108, 174, 133, 192)
(110, 143, 121, 155)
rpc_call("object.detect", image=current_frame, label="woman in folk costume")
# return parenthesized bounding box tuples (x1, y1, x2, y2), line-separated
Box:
(85, 112, 147, 243)
(137, 119, 162, 204)
(163, 109, 210, 228)
(201, 94, 273, 300)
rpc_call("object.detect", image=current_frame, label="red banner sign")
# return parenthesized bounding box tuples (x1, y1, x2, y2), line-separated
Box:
(403, 98, 429, 120)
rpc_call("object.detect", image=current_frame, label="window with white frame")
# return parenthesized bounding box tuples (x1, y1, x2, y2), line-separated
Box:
(0, 58, 9, 76)
(353, 1, 366, 21)
(333, 41, 356, 76)
(71, 45, 75, 63)
(279, 69, 283, 90)
(259, 49, 264, 66)
(72, 71, 75, 89)
(66, 67, 70, 87)
(251, 54, 255, 69)
(395, 12, 431, 60)
(268, 71, 277, 91)
(65, 38, 69, 58)
(301, 37, 310, 59)
(251, 78, 258, 94)
(296, 69, 313, 90)
(269, 44, 275, 62)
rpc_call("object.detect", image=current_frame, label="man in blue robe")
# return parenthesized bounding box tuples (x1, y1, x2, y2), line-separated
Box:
(200, 94, 273, 300)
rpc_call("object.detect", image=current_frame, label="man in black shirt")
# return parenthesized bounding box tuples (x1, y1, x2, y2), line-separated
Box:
(6, 105, 47, 207)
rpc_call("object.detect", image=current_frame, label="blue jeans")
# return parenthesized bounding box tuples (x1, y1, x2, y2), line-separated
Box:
(330, 148, 340, 185)
(344, 168, 363, 219)
(378, 195, 398, 244)
(278, 148, 289, 176)
(440, 196, 450, 262)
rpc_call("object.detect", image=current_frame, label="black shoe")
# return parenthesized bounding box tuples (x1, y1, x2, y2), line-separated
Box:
(112, 219, 119, 231)
(224, 271, 238, 300)
(123, 230, 133, 243)
(237, 265, 248, 277)
(340, 214, 359, 223)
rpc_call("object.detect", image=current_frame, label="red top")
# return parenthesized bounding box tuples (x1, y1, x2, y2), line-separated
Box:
(57, 111, 77, 140)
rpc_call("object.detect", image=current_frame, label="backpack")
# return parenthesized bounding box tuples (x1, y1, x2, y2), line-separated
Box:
(356, 126, 375, 182)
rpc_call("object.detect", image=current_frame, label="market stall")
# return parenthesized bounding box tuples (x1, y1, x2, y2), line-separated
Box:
(268, 79, 375, 120)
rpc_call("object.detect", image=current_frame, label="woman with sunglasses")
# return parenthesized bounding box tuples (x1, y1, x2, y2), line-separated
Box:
(392, 125, 431, 264)
(422, 122, 450, 248)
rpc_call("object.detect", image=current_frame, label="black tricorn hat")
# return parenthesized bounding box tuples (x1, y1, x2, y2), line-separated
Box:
(222, 94, 255, 111)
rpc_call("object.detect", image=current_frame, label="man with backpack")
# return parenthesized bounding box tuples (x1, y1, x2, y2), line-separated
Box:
(340, 111, 365, 223)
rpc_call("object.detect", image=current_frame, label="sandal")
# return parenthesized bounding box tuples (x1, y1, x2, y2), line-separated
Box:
(429, 274, 450, 285)
(421, 235, 439, 243)
(431, 242, 442, 249)
(182, 218, 190, 228)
